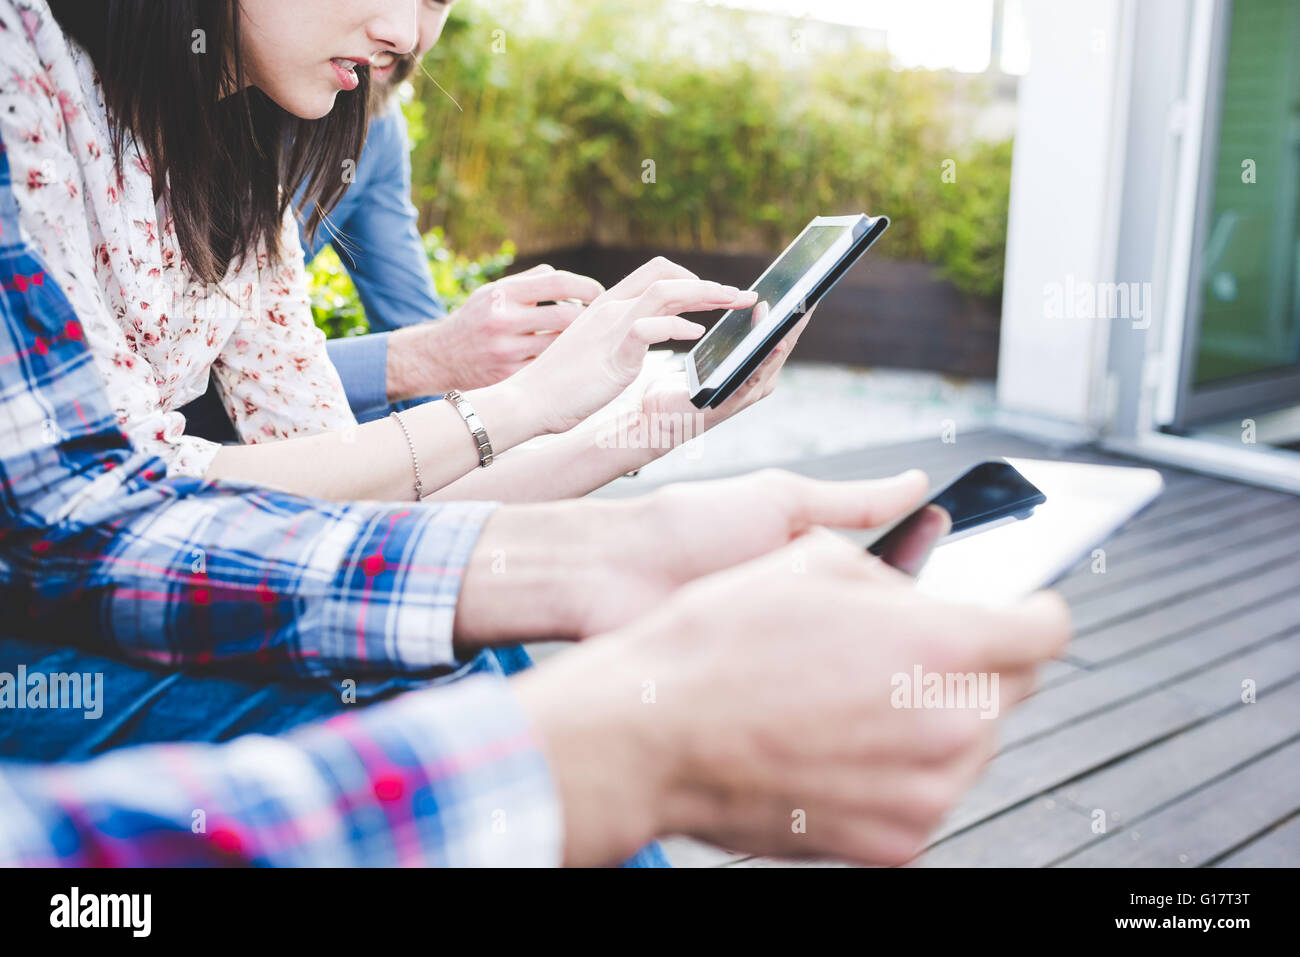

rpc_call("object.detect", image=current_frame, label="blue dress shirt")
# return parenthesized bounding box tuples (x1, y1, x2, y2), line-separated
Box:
(307, 105, 448, 422)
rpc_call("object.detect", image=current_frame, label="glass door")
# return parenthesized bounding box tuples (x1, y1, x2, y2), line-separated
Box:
(1172, 0, 1300, 428)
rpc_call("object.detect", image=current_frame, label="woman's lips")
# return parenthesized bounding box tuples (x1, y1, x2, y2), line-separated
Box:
(330, 57, 362, 91)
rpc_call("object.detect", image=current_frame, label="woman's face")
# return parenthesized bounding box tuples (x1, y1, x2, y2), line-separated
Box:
(238, 0, 420, 119)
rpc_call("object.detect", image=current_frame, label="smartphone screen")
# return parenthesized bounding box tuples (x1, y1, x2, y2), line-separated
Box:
(868, 461, 1047, 563)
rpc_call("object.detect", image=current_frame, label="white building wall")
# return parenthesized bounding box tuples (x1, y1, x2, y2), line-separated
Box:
(995, 0, 1133, 428)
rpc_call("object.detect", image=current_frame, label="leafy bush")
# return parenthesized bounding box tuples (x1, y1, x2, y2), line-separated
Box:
(917, 139, 1015, 298)
(307, 227, 514, 338)
(306, 247, 368, 340)
(405, 0, 1013, 298)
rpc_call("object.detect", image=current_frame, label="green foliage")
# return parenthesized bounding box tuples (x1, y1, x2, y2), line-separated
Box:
(407, 0, 1014, 299)
(307, 227, 514, 338)
(306, 246, 367, 340)
(918, 140, 1015, 298)
(424, 227, 517, 308)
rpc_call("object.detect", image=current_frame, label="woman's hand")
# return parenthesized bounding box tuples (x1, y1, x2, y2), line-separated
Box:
(637, 304, 814, 442)
(511, 257, 758, 435)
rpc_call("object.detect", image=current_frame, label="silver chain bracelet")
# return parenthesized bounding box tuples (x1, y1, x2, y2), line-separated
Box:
(389, 410, 426, 501)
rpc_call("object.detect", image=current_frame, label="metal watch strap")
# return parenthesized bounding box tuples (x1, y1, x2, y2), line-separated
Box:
(443, 389, 494, 467)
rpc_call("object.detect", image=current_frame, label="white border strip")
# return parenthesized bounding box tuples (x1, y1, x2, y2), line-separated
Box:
(1152, 0, 1218, 426)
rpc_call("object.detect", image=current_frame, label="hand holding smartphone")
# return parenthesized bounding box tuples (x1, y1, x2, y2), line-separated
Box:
(868, 458, 1163, 606)
(869, 461, 1047, 560)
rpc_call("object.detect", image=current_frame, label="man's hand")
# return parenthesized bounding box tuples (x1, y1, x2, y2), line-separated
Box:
(512, 530, 1073, 867)
(636, 306, 814, 442)
(387, 264, 604, 399)
(574, 467, 932, 637)
(451, 468, 931, 653)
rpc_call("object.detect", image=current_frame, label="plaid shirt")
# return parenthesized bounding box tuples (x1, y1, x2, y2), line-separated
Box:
(0, 159, 492, 679)
(0, 675, 562, 866)
(0, 129, 562, 864)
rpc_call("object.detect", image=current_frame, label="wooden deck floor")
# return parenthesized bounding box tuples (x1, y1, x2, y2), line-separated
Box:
(603, 429, 1300, 868)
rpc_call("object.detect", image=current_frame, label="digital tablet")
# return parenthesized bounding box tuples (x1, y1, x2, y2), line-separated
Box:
(687, 213, 889, 409)
(872, 458, 1164, 607)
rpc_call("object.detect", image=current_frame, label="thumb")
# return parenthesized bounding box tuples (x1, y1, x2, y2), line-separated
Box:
(513, 263, 556, 278)
(614, 315, 706, 369)
(785, 470, 930, 532)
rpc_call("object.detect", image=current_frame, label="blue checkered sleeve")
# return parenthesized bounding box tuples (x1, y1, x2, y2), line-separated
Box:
(0, 127, 494, 678)
(0, 673, 563, 866)
(0, 124, 563, 869)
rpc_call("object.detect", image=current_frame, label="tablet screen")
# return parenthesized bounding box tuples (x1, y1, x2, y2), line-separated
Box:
(691, 224, 853, 384)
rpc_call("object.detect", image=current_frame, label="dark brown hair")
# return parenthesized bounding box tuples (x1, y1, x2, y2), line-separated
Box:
(48, 0, 370, 285)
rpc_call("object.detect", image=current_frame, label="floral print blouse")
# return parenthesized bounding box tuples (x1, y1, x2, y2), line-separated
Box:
(0, 0, 356, 477)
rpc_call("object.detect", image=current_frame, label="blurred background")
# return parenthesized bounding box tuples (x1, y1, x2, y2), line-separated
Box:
(309, 0, 1300, 490)
(315, 0, 1025, 358)
(311, 0, 1023, 475)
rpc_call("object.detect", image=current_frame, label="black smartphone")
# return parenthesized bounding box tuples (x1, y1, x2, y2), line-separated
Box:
(868, 460, 1047, 565)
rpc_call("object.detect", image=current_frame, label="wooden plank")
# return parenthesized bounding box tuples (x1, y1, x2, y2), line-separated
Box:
(784, 432, 1069, 487)
(932, 637, 1300, 839)
(913, 796, 1095, 868)
(1072, 553, 1300, 664)
(1056, 738, 1300, 866)
(1054, 492, 1287, 601)
(1062, 506, 1300, 608)
(1056, 677, 1300, 833)
(1069, 503, 1300, 611)
(1070, 520, 1300, 635)
(1069, 485, 1285, 559)
(916, 676, 1300, 867)
(1047, 480, 1238, 585)
(1165, 634, 1300, 712)
(1037, 658, 1082, 688)
(1092, 478, 1252, 534)
(1211, 811, 1300, 867)
(801, 438, 1204, 494)
(1062, 477, 1238, 545)
(935, 689, 1200, 837)
(709, 429, 1089, 483)
(1004, 616, 1300, 748)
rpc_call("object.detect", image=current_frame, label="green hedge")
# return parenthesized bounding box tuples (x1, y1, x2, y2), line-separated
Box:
(308, 227, 513, 338)
(405, 0, 1013, 299)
